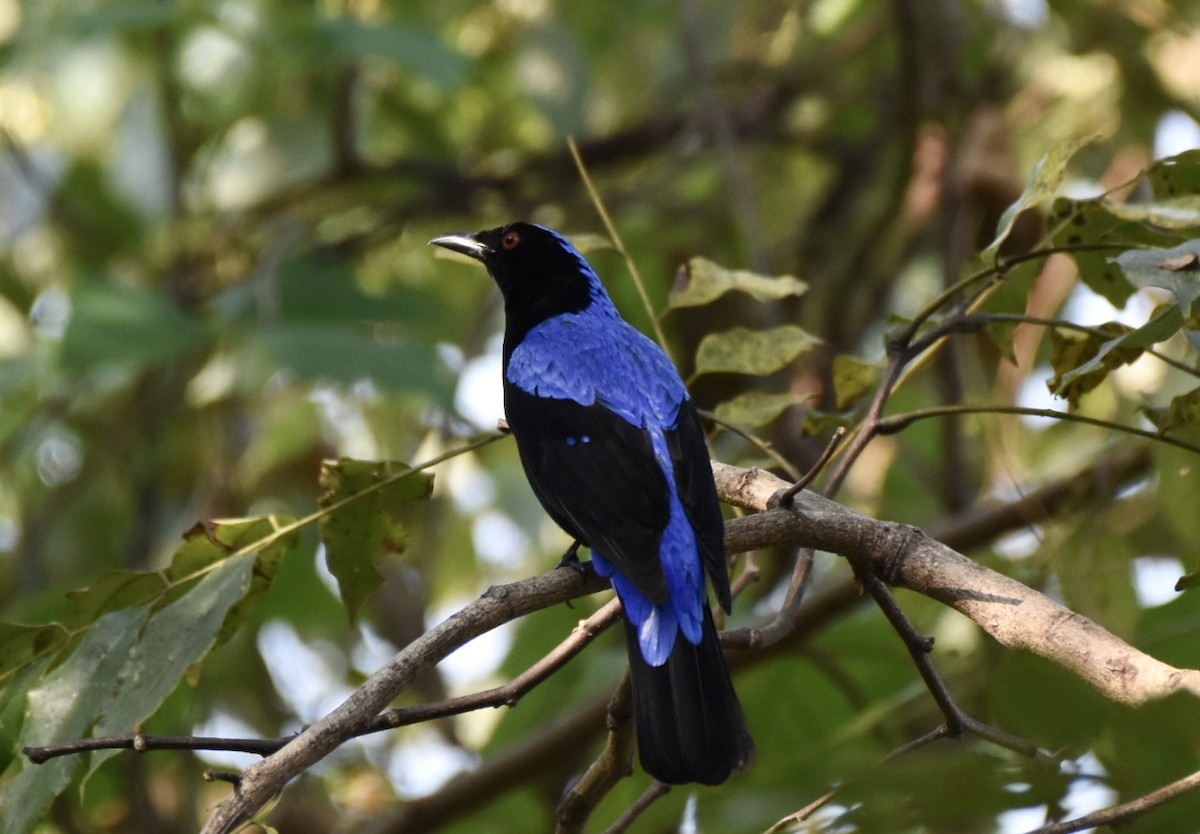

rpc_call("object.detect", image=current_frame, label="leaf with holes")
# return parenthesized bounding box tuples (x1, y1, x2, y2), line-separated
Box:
(1046, 323, 1145, 406)
(318, 459, 434, 623)
(1046, 197, 1175, 308)
(1148, 149, 1200, 198)
(1050, 308, 1183, 401)
(165, 516, 299, 644)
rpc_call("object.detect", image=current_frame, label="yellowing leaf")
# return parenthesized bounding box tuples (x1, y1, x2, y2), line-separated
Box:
(693, 325, 821, 378)
(318, 458, 434, 623)
(1105, 197, 1200, 230)
(1046, 323, 1144, 406)
(1164, 388, 1200, 432)
(714, 391, 813, 428)
(669, 257, 808, 309)
(983, 134, 1100, 264)
(832, 355, 880, 410)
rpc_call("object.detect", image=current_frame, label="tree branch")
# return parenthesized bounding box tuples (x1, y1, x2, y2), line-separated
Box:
(554, 672, 637, 834)
(1022, 765, 1200, 833)
(714, 461, 1200, 706)
(30, 443, 1167, 833)
(186, 451, 1193, 830)
(199, 566, 609, 834)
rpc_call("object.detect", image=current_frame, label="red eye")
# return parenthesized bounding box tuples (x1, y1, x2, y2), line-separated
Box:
(501, 231, 521, 250)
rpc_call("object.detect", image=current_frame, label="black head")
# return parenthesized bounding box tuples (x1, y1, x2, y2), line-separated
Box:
(430, 222, 599, 339)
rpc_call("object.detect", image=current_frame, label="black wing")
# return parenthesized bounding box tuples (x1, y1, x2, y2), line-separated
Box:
(503, 383, 671, 604)
(665, 401, 731, 612)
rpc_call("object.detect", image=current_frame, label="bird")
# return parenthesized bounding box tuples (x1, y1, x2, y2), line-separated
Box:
(430, 222, 754, 785)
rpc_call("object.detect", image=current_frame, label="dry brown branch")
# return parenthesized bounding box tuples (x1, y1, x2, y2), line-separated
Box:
(554, 673, 637, 834)
(200, 567, 609, 834)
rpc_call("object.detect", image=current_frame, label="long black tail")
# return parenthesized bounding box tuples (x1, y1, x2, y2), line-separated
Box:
(623, 606, 754, 785)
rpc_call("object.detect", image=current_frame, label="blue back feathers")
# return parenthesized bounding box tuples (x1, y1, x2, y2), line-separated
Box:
(504, 228, 705, 666)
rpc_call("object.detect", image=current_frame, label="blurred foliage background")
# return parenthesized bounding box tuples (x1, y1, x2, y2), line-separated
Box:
(2, 0, 1200, 832)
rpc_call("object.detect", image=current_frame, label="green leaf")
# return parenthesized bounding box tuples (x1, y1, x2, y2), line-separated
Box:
(0, 658, 49, 766)
(1156, 441, 1200, 554)
(980, 260, 1043, 362)
(64, 2, 179, 34)
(166, 516, 299, 644)
(668, 257, 807, 309)
(0, 608, 146, 834)
(87, 552, 257, 776)
(713, 391, 812, 428)
(983, 135, 1100, 264)
(59, 280, 209, 370)
(0, 518, 292, 699)
(1053, 524, 1139, 640)
(63, 570, 167, 630)
(1046, 197, 1169, 308)
(1147, 149, 1200, 198)
(1046, 323, 1143, 406)
(1163, 388, 1200, 433)
(1112, 239, 1200, 312)
(318, 459, 435, 623)
(0, 624, 65, 689)
(167, 517, 295, 581)
(1051, 308, 1183, 398)
(832, 354, 880, 410)
(693, 325, 821, 378)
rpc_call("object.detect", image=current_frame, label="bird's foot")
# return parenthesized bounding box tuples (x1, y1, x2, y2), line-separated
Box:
(557, 540, 586, 573)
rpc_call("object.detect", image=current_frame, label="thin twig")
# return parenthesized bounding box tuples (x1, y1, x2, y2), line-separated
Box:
(855, 568, 962, 736)
(25, 734, 288, 765)
(821, 348, 908, 497)
(915, 312, 1200, 379)
(1023, 765, 1200, 834)
(763, 788, 839, 833)
(721, 546, 813, 653)
(601, 782, 672, 834)
(380, 598, 622, 727)
(876, 404, 1200, 456)
(26, 596, 623, 766)
(702, 409, 802, 479)
(778, 426, 846, 505)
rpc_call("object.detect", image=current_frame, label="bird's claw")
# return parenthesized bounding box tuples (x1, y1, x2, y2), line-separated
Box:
(557, 540, 586, 573)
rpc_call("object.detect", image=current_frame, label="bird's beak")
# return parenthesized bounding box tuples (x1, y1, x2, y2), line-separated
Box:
(429, 232, 490, 262)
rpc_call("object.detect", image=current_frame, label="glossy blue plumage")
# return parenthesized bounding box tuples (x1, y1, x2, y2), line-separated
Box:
(507, 291, 704, 665)
(431, 221, 753, 785)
